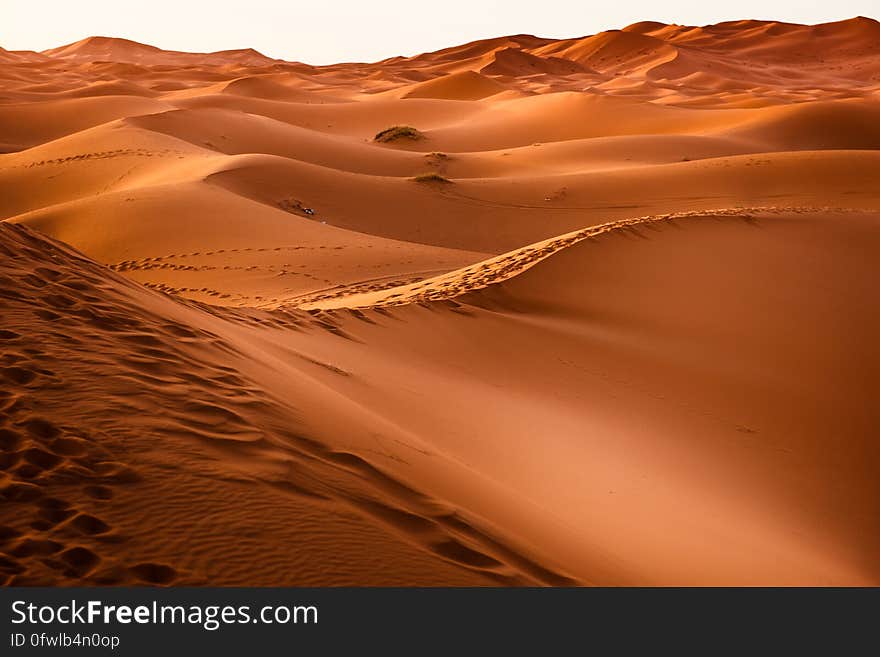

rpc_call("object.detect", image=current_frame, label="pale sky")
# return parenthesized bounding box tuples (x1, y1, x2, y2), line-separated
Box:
(3, 0, 878, 65)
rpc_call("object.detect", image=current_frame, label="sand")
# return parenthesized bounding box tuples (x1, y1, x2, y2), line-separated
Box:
(1, 17, 878, 586)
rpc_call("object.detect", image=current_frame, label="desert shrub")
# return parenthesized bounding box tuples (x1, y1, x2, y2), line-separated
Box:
(374, 125, 424, 142)
(412, 172, 451, 183)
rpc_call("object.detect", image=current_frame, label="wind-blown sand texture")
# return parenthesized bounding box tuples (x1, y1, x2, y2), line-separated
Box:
(1, 18, 879, 585)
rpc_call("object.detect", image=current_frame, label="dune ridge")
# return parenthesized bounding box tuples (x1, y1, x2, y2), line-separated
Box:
(294, 206, 842, 309)
(1, 18, 879, 586)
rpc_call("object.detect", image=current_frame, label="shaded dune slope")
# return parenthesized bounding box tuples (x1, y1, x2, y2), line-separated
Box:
(295, 209, 879, 584)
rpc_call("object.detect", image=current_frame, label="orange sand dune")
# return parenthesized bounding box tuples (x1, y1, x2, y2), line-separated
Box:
(1, 18, 879, 586)
(397, 70, 510, 101)
(42, 36, 279, 67)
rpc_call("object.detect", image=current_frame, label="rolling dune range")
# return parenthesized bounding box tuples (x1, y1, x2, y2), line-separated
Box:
(1, 17, 879, 585)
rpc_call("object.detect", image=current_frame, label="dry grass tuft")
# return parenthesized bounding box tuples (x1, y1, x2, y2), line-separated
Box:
(374, 126, 424, 143)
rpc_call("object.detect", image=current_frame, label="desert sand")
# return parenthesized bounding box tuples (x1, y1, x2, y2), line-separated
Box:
(1, 18, 878, 586)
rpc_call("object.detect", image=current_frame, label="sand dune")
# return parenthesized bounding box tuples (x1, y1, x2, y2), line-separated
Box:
(1, 18, 879, 586)
(43, 36, 279, 67)
(395, 71, 510, 101)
